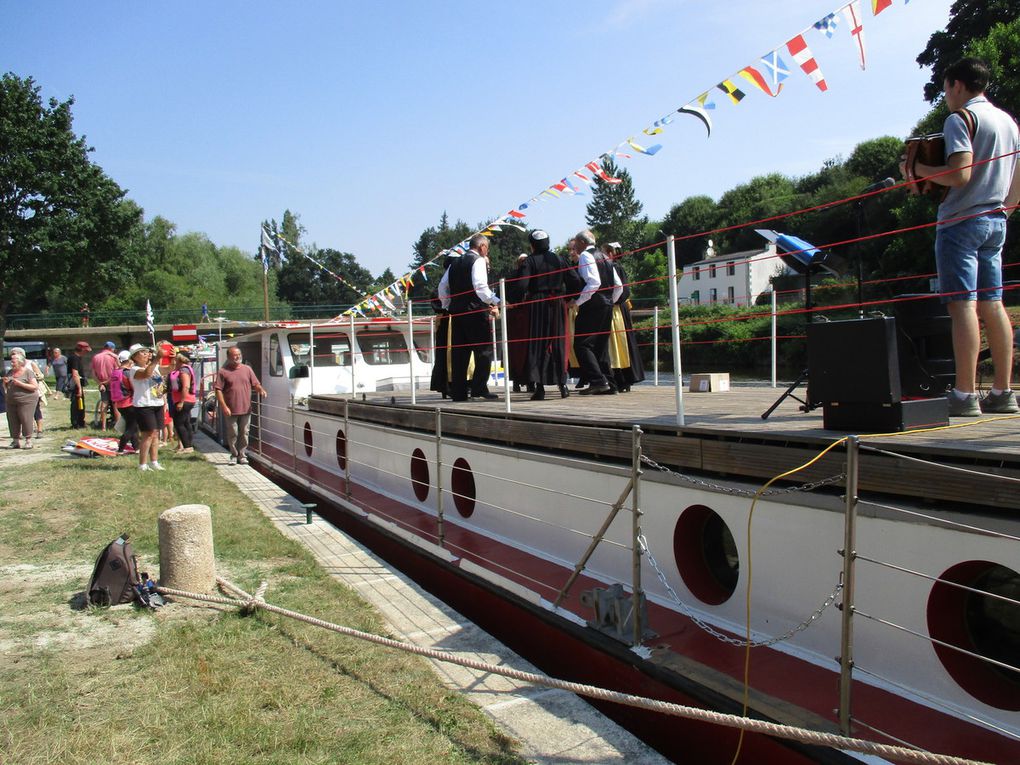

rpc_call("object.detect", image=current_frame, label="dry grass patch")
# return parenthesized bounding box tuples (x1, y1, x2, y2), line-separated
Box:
(0, 395, 524, 765)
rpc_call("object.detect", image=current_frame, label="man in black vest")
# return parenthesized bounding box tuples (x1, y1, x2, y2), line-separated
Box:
(569, 230, 621, 395)
(438, 234, 501, 401)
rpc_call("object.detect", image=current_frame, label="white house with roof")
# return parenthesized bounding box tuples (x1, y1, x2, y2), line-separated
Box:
(677, 240, 790, 307)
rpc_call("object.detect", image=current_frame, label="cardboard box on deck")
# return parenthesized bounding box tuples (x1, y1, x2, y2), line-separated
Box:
(689, 373, 730, 393)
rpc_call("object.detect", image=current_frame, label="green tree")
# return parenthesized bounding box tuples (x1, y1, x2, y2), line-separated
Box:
(660, 195, 718, 267)
(584, 157, 646, 249)
(916, 0, 1020, 104)
(714, 173, 797, 252)
(0, 73, 140, 338)
(277, 246, 372, 308)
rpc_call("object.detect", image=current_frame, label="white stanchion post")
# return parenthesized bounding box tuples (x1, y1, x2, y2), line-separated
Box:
(771, 288, 778, 389)
(653, 305, 659, 387)
(429, 315, 436, 365)
(499, 279, 511, 414)
(408, 300, 416, 405)
(666, 236, 685, 426)
(309, 322, 315, 395)
(349, 313, 357, 396)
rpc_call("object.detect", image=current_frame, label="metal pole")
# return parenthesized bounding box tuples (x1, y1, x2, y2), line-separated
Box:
(408, 300, 416, 406)
(435, 408, 445, 547)
(429, 315, 436, 364)
(290, 394, 297, 473)
(631, 424, 644, 646)
(499, 279, 510, 413)
(838, 435, 860, 735)
(343, 398, 351, 500)
(771, 288, 778, 389)
(309, 322, 315, 395)
(349, 313, 357, 395)
(666, 236, 685, 426)
(653, 305, 659, 387)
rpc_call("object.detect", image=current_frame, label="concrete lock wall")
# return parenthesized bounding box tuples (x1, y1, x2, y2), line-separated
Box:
(158, 504, 216, 593)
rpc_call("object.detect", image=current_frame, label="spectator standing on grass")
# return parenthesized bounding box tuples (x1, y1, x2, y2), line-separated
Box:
(170, 352, 196, 453)
(3, 352, 39, 449)
(214, 346, 267, 465)
(50, 348, 67, 399)
(68, 341, 90, 428)
(91, 341, 119, 430)
(129, 344, 166, 472)
(110, 351, 138, 454)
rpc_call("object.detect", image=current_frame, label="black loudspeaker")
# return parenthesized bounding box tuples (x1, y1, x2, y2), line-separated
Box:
(807, 318, 902, 405)
(893, 296, 954, 397)
(807, 317, 949, 432)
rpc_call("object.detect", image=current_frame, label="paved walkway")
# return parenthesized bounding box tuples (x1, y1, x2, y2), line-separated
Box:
(196, 432, 669, 765)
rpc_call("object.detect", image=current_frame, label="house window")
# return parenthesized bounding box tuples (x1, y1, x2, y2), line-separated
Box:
(692, 267, 700, 281)
(691, 290, 700, 306)
(727, 286, 735, 304)
(727, 262, 736, 276)
(709, 263, 717, 278)
(709, 288, 718, 304)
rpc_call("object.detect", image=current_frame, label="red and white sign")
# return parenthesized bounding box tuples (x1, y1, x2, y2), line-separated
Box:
(172, 324, 198, 343)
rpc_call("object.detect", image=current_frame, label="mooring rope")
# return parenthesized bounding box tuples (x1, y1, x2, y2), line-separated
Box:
(154, 577, 993, 765)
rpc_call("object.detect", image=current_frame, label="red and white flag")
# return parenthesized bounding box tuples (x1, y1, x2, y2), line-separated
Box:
(843, 1, 867, 70)
(786, 34, 827, 92)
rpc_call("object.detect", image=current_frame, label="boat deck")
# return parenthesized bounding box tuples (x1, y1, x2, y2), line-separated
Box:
(309, 383, 1020, 512)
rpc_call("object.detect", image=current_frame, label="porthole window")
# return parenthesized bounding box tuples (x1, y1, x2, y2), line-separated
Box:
(927, 561, 1020, 710)
(410, 448, 430, 502)
(451, 457, 476, 518)
(335, 429, 347, 470)
(673, 505, 739, 605)
(303, 422, 313, 457)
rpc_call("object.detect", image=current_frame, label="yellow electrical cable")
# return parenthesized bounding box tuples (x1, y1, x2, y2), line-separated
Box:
(729, 412, 1020, 763)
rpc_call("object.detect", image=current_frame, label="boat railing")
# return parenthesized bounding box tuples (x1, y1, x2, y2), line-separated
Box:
(249, 394, 1020, 744)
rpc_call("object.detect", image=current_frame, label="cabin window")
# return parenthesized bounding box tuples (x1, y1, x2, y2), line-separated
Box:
(357, 330, 410, 365)
(289, 332, 352, 367)
(410, 448, 430, 502)
(269, 334, 284, 377)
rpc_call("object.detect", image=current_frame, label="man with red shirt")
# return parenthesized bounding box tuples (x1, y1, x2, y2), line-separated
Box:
(214, 346, 267, 465)
(91, 341, 119, 430)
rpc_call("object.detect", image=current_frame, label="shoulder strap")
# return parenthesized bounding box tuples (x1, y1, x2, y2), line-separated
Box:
(953, 107, 978, 141)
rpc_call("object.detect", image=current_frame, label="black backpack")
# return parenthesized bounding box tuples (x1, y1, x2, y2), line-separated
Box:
(86, 535, 140, 607)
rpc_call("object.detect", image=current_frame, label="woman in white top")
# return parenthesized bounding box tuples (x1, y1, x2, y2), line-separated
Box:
(129, 344, 166, 471)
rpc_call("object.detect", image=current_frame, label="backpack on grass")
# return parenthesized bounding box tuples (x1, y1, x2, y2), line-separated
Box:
(85, 535, 140, 607)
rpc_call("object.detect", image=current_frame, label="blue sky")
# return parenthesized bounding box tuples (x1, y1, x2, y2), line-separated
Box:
(2, 0, 953, 279)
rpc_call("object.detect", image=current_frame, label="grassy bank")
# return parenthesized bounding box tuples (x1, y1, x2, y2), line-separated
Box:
(0, 391, 524, 765)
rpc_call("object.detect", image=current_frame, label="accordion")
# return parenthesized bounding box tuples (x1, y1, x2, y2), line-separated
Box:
(903, 132, 946, 198)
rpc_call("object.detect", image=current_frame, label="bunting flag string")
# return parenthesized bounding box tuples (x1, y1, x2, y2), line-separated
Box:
(318, 0, 911, 320)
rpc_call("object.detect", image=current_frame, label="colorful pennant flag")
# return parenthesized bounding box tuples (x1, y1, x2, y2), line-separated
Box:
(759, 50, 791, 94)
(626, 137, 663, 155)
(843, 0, 867, 69)
(813, 13, 839, 38)
(738, 65, 781, 97)
(717, 79, 746, 104)
(871, 0, 892, 15)
(586, 160, 622, 184)
(786, 34, 827, 91)
(678, 92, 714, 137)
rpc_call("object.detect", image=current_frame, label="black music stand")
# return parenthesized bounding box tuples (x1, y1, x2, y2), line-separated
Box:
(757, 230, 842, 420)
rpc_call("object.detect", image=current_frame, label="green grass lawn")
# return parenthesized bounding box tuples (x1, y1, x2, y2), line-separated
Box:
(0, 390, 524, 765)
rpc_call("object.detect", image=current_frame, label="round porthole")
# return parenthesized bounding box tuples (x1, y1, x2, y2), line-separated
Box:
(335, 429, 347, 470)
(927, 561, 1020, 710)
(673, 505, 739, 605)
(303, 422, 313, 457)
(410, 448, 430, 502)
(451, 457, 476, 518)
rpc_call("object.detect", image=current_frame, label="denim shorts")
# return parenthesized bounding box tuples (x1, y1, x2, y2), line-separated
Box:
(935, 213, 1007, 302)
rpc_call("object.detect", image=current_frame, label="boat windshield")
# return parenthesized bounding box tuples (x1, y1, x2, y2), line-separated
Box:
(357, 329, 410, 365)
(288, 332, 352, 367)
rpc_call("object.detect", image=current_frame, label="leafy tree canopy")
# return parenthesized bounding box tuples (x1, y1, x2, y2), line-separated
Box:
(585, 157, 646, 249)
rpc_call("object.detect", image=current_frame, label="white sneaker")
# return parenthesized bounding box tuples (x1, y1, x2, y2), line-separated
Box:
(150, 461, 165, 471)
(228, 456, 237, 465)
(139, 464, 151, 472)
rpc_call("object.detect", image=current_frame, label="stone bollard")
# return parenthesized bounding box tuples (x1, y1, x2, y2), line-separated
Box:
(158, 504, 216, 594)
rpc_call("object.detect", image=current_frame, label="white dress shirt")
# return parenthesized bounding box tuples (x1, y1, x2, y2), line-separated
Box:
(438, 250, 500, 309)
(575, 248, 623, 307)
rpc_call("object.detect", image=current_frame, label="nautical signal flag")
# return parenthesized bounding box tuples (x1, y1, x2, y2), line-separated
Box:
(871, 0, 892, 15)
(717, 80, 746, 105)
(813, 13, 839, 38)
(843, 0, 867, 69)
(759, 51, 791, 96)
(678, 92, 714, 137)
(786, 34, 827, 91)
(739, 64, 781, 97)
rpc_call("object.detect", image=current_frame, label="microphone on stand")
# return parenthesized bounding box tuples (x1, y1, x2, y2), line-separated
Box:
(862, 177, 896, 194)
